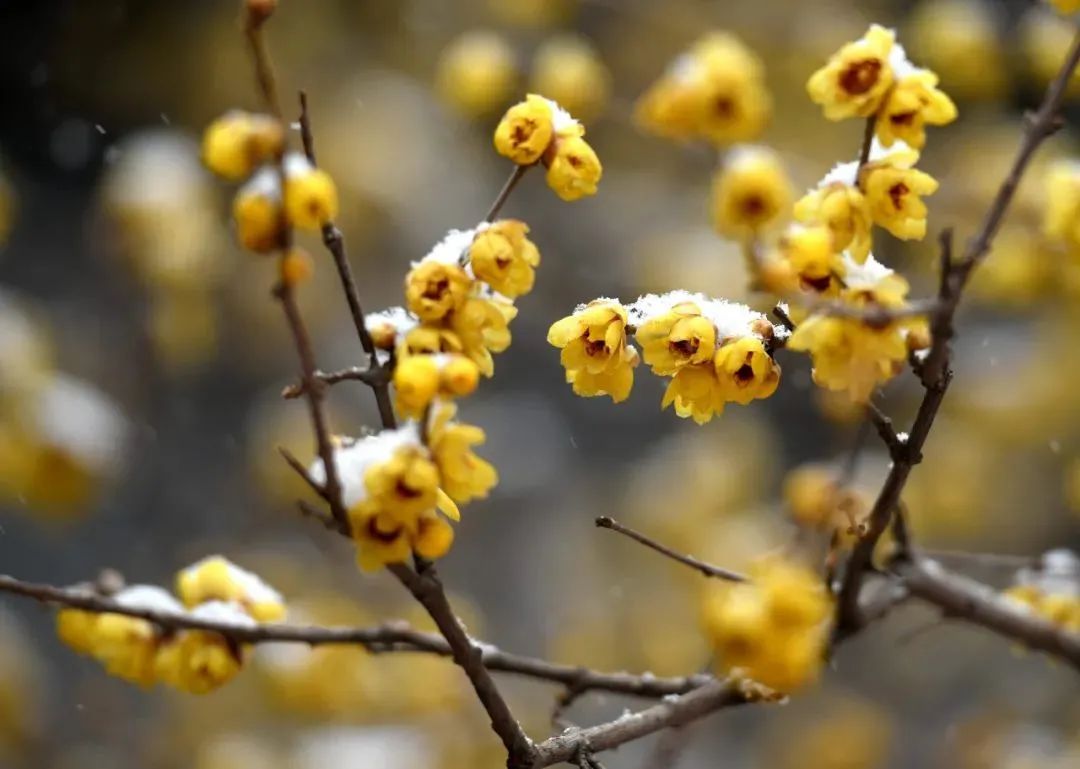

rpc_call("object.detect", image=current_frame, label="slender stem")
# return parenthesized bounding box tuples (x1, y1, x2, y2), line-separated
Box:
(244, 21, 283, 120)
(282, 365, 388, 399)
(596, 517, 748, 583)
(856, 114, 875, 177)
(485, 165, 529, 223)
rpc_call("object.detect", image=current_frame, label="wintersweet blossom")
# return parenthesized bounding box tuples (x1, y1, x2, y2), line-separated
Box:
(875, 70, 957, 150)
(176, 556, 286, 623)
(858, 142, 939, 241)
(547, 300, 638, 402)
(702, 559, 832, 692)
(807, 25, 896, 120)
(201, 110, 284, 181)
(711, 146, 793, 240)
(493, 94, 555, 165)
(635, 32, 771, 145)
(793, 180, 873, 263)
(468, 219, 541, 298)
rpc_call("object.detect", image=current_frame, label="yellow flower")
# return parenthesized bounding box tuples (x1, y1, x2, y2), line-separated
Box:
(354, 445, 441, 526)
(392, 355, 440, 419)
(544, 133, 602, 201)
(438, 354, 481, 398)
(1043, 160, 1080, 247)
(530, 34, 611, 122)
(859, 147, 939, 240)
(875, 71, 957, 150)
(404, 261, 472, 322)
(413, 510, 456, 561)
(635, 302, 716, 375)
(402, 325, 465, 356)
(435, 31, 517, 118)
(635, 32, 770, 145)
(777, 224, 845, 293)
(793, 183, 873, 263)
(702, 559, 831, 692)
(711, 146, 793, 240)
(493, 93, 555, 164)
(176, 556, 286, 623)
(661, 363, 726, 424)
(284, 157, 339, 230)
(783, 464, 868, 532)
(547, 301, 637, 402)
(232, 183, 282, 254)
(787, 267, 926, 402)
(57, 609, 99, 656)
(807, 25, 895, 120)
(352, 508, 416, 571)
(429, 404, 498, 504)
(1050, 0, 1080, 15)
(451, 295, 517, 376)
(907, 0, 1007, 102)
(713, 336, 780, 405)
(201, 111, 284, 181)
(91, 613, 159, 688)
(469, 220, 541, 298)
(155, 630, 243, 695)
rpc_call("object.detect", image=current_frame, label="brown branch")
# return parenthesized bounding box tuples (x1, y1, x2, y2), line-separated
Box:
(390, 563, 535, 766)
(856, 114, 875, 174)
(529, 679, 769, 767)
(243, 12, 283, 119)
(282, 365, 389, 399)
(596, 517, 748, 583)
(485, 165, 529, 223)
(865, 401, 905, 462)
(0, 573, 713, 698)
(891, 558, 1080, 669)
(836, 28, 1080, 636)
(296, 93, 398, 429)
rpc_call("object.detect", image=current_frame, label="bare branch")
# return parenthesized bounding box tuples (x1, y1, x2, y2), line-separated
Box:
(596, 517, 748, 583)
(485, 165, 530, 223)
(892, 558, 1080, 669)
(282, 365, 389, 400)
(0, 573, 713, 699)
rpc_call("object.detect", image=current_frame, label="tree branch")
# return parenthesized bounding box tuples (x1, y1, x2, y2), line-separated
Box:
(0, 573, 713, 698)
(891, 558, 1080, 669)
(596, 517, 748, 582)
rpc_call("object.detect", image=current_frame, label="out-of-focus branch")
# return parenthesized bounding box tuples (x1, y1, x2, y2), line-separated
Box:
(529, 679, 771, 767)
(890, 558, 1080, 669)
(282, 364, 389, 399)
(0, 573, 714, 698)
(837, 28, 1080, 634)
(596, 517, 748, 582)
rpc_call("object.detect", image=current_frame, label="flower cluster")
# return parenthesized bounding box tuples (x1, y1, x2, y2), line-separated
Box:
(702, 559, 833, 692)
(55, 557, 284, 693)
(783, 463, 869, 540)
(202, 110, 339, 256)
(312, 417, 495, 571)
(635, 32, 771, 146)
(548, 292, 783, 424)
(787, 255, 930, 402)
(807, 25, 956, 149)
(493, 94, 602, 201)
(1002, 549, 1080, 633)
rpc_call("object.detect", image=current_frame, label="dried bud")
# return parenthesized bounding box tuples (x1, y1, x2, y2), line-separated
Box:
(750, 317, 775, 342)
(244, 0, 278, 29)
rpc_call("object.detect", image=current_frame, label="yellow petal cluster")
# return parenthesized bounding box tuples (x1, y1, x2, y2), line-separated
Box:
(56, 563, 281, 694)
(793, 184, 873, 264)
(807, 25, 896, 120)
(201, 110, 284, 182)
(1043, 159, 1080, 250)
(702, 559, 832, 692)
(783, 463, 869, 536)
(469, 219, 541, 298)
(858, 145, 940, 241)
(787, 262, 929, 402)
(493, 94, 602, 201)
(711, 146, 793, 241)
(635, 32, 771, 146)
(875, 70, 957, 150)
(547, 300, 638, 402)
(1002, 551, 1080, 633)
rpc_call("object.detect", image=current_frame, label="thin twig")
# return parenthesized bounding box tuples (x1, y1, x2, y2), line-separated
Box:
(865, 401, 906, 462)
(282, 365, 389, 399)
(0, 574, 714, 697)
(296, 93, 397, 429)
(596, 517, 748, 583)
(485, 165, 529, 223)
(856, 115, 875, 175)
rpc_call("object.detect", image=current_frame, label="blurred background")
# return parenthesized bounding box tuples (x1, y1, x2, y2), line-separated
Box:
(1, 0, 1079, 767)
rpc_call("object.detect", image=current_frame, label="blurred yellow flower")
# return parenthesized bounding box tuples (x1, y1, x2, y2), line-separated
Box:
(176, 556, 286, 623)
(1043, 159, 1080, 248)
(392, 354, 440, 419)
(155, 629, 243, 695)
(530, 34, 610, 122)
(807, 25, 895, 120)
(202, 111, 284, 182)
(777, 224, 844, 293)
(232, 176, 283, 254)
(435, 31, 517, 118)
(907, 0, 1008, 102)
(635, 32, 771, 146)
(711, 146, 793, 240)
(283, 156, 338, 230)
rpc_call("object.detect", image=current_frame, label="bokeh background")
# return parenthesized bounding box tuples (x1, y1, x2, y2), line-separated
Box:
(1, 0, 1079, 767)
